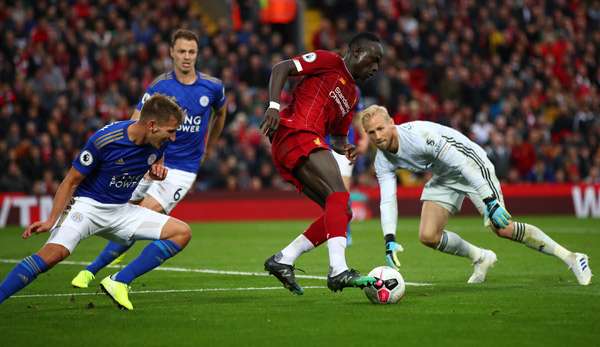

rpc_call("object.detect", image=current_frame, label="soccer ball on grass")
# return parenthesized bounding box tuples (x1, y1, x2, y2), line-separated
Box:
(363, 266, 405, 304)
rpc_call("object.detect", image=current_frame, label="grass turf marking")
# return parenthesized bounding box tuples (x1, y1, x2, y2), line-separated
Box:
(11, 286, 329, 299)
(0, 258, 433, 286)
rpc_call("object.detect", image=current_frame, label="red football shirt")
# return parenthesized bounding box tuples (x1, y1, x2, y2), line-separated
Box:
(279, 50, 358, 137)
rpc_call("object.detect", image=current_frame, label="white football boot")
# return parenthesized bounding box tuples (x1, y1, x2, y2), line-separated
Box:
(468, 249, 498, 284)
(566, 253, 592, 285)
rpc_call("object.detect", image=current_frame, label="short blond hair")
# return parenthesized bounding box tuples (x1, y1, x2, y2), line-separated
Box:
(359, 104, 391, 129)
(140, 94, 184, 125)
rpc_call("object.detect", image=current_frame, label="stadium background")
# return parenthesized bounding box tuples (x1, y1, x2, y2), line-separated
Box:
(0, 0, 599, 224)
(0, 3, 598, 346)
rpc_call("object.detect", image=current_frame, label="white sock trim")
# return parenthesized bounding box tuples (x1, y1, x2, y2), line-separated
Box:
(327, 236, 348, 277)
(279, 234, 315, 265)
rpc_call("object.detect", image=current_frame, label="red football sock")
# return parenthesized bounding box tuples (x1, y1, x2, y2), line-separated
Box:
(303, 215, 326, 246)
(324, 192, 351, 239)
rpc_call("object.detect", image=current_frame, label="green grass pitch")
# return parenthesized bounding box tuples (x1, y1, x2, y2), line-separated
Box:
(1, 216, 599, 346)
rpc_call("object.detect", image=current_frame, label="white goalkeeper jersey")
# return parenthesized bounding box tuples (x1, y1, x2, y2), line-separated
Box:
(375, 121, 498, 235)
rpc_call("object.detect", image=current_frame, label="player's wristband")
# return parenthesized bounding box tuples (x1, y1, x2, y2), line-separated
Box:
(483, 196, 496, 206)
(268, 101, 280, 111)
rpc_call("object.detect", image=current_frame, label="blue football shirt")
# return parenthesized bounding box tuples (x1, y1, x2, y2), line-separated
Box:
(137, 71, 226, 173)
(72, 121, 167, 204)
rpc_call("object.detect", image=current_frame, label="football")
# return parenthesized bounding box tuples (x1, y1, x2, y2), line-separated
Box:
(363, 266, 406, 304)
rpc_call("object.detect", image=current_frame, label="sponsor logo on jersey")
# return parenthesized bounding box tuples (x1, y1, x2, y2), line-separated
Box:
(302, 52, 317, 63)
(178, 111, 203, 133)
(329, 86, 351, 115)
(147, 154, 157, 165)
(199, 95, 209, 107)
(80, 150, 94, 166)
(109, 174, 144, 189)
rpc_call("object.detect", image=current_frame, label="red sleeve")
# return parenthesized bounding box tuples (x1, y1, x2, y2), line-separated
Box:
(291, 50, 342, 76)
(330, 110, 353, 136)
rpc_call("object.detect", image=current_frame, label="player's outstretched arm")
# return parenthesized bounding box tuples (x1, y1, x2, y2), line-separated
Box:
(385, 234, 403, 269)
(434, 137, 512, 227)
(260, 60, 298, 137)
(203, 105, 227, 163)
(376, 152, 403, 269)
(435, 138, 493, 197)
(22, 167, 85, 239)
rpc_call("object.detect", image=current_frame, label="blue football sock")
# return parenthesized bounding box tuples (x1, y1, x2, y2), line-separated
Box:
(86, 241, 133, 275)
(346, 196, 353, 246)
(0, 254, 48, 304)
(114, 240, 181, 285)
(346, 225, 352, 246)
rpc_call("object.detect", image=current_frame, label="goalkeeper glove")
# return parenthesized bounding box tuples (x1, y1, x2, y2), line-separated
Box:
(384, 234, 403, 269)
(483, 197, 511, 229)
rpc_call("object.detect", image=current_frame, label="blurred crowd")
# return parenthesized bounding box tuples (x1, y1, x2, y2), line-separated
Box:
(1, 0, 599, 195)
(314, 0, 600, 186)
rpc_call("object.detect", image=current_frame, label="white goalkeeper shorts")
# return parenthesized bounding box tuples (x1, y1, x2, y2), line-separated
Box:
(332, 150, 354, 178)
(130, 169, 196, 214)
(46, 197, 170, 253)
(420, 165, 504, 227)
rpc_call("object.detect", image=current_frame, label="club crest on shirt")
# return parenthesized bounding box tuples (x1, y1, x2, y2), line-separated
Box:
(148, 153, 157, 165)
(314, 138, 322, 146)
(302, 52, 317, 63)
(79, 150, 93, 166)
(199, 95, 209, 107)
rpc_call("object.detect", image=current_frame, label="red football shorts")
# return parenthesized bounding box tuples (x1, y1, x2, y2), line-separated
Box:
(271, 125, 329, 191)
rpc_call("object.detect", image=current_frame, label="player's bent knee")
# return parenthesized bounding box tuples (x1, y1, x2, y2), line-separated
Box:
(494, 225, 513, 238)
(419, 229, 442, 248)
(487, 220, 513, 238)
(160, 218, 191, 248)
(36, 243, 70, 268)
(419, 236, 440, 248)
(180, 223, 192, 243)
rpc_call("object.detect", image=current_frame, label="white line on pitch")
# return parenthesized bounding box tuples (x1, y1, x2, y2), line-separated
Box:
(11, 286, 329, 299)
(0, 258, 432, 286)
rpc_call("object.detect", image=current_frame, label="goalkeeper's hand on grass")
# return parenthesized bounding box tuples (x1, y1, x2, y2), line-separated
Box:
(483, 197, 511, 229)
(384, 235, 403, 269)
